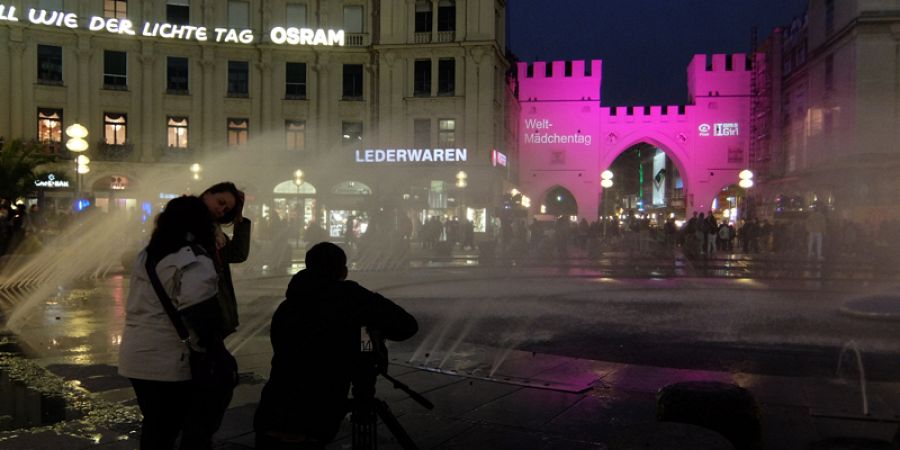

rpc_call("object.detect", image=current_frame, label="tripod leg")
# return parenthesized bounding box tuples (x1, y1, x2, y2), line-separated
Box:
(352, 406, 378, 450)
(373, 399, 418, 450)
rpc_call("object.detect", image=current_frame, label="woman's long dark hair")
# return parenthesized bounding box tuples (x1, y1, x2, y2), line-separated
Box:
(146, 196, 216, 262)
(201, 182, 243, 224)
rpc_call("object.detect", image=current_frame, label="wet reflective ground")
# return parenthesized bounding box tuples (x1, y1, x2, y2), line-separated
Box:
(0, 265, 898, 447)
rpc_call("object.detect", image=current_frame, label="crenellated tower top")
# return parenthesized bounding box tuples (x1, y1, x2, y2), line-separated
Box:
(517, 60, 603, 102)
(686, 53, 753, 103)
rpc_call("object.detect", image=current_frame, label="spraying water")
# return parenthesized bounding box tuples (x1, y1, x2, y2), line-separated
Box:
(837, 340, 870, 417)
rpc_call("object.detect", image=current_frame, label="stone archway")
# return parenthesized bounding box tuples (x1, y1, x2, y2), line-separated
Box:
(601, 133, 691, 219)
(542, 185, 578, 217)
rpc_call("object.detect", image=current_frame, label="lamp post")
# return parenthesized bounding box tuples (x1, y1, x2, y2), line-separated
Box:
(66, 124, 89, 206)
(600, 170, 614, 236)
(455, 170, 467, 221)
(190, 163, 202, 181)
(738, 169, 754, 220)
(293, 169, 304, 248)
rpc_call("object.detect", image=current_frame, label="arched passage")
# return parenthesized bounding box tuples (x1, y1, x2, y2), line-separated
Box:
(543, 186, 578, 217)
(601, 140, 689, 223)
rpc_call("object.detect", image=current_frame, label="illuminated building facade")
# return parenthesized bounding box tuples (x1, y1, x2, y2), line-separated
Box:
(752, 0, 900, 224)
(515, 55, 754, 220)
(0, 0, 514, 238)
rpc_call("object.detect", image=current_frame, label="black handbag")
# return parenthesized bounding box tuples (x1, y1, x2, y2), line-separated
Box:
(144, 254, 239, 388)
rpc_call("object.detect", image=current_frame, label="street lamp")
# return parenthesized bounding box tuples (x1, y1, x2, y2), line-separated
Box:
(292, 169, 305, 247)
(600, 170, 614, 189)
(66, 124, 89, 200)
(190, 163, 202, 181)
(738, 169, 754, 189)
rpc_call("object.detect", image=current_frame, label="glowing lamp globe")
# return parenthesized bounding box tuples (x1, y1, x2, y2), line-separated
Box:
(739, 179, 754, 189)
(601, 170, 614, 180)
(77, 164, 90, 174)
(601, 179, 614, 188)
(65, 124, 88, 139)
(76, 155, 90, 165)
(66, 138, 88, 152)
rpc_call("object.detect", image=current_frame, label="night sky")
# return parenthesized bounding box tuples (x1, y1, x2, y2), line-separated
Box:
(508, 0, 808, 106)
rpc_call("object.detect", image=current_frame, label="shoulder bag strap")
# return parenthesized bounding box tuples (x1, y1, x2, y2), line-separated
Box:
(144, 255, 191, 343)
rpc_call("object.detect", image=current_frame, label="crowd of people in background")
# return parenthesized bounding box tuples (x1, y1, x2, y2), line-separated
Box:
(4, 191, 900, 269)
(0, 198, 56, 257)
(487, 207, 899, 263)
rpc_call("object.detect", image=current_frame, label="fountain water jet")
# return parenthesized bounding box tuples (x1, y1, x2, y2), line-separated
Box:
(837, 340, 870, 417)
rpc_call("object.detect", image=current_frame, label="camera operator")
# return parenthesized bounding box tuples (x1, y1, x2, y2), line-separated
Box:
(254, 242, 418, 449)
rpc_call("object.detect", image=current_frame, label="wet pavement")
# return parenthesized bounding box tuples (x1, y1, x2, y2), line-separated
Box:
(1, 255, 899, 449)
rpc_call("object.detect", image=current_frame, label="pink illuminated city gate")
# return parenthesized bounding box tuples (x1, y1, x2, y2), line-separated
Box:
(516, 54, 754, 220)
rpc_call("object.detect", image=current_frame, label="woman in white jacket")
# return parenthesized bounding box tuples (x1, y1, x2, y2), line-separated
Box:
(118, 195, 226, 449)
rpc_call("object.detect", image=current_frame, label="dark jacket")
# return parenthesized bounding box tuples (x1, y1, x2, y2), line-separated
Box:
(253, 269, 418, 441)
(215, 219, 251, 335)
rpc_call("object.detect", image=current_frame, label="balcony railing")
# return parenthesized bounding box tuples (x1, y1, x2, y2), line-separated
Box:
(414, 32, 431, 44)
(345, 33, 370, 47)
(160, 146, 192, 162)
(436, 31, 454, 43)
(96, 142, 135, 161)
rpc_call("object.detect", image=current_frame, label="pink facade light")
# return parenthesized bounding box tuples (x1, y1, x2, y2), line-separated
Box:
(516, 54, 755, 219)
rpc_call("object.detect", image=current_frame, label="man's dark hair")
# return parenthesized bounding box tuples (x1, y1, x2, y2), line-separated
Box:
(202, 181, 243, 224)
(305, 242, 347, 279)
(147, 195, 215, 261)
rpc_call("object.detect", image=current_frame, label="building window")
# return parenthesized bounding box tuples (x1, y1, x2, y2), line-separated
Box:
(104, 0, 127, 19)
(37, 108, 63, 144)
(437, 0, 455, 32)
(342, 64, 363, 100)
(37, 44, 63, 84)
(167, 56, 189, 93)
(825, 0, 834, 36)
(104, 113, 127, 145)
(103, 50, 127, 89)
(228, 0, 249, 29)
(343, 5, 363, 33)
(286, 62, 307, 99)
(342, 121, 363, 144)
(824, 54, 834, 91)
(415, 1, 432, 33)
(166, 0, 190, 25)
(167, 116, 189, 148)
(227, 118, 249, 146)
(438, 58, 455, 96)
(414, 119, 431, 148)
(286, 3, 307, 27)
(228, 61, 249, 97)
(286, 120, 306, 151)
(413, 60, 431, 97)
(438, 119, 455, 147)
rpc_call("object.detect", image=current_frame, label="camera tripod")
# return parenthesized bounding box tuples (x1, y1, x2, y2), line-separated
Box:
(350, 357, 434, 450)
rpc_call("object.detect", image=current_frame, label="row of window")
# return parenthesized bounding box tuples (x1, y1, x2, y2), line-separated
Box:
(37, 45, 455, 99)
(36, 108, 457, 151)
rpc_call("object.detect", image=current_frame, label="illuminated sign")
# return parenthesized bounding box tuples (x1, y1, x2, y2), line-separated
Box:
(33, 173, 69, 188)
(714, 123, 739, 136)
(0, 4, 344, 46)
(354, 148, 468, 163)
(523, 118, 592, 146)
(492, 150, 508, 167)
(270, 27, 345, 46)
(699, 122, 739, 137)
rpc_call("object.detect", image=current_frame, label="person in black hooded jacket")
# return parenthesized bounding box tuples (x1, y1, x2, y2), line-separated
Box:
(254, 242, 418, 449)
